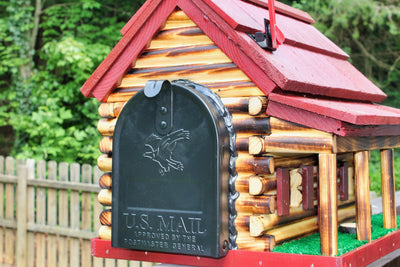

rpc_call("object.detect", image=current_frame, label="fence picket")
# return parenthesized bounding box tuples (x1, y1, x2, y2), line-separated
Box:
(130, 260, 141, 266)
(26, 159, 35, 267)
(36, 160, 46, 267)
(47, 160, 58, 267)
(131, 260, 141, 266)
(117, 260, 128, 267)
(59, 162, 69, 267)
(70, 163, 81, 267)
(5, 157, 15, 265)
(0, 156, 4, 264)
(106, 258, 116, 267)
(16, 165, 27, 267)
(93, 165, 104, 231)
(82, 164, 93, 267)
(0, 156, 149, 267)
(142, 261, 154, 267)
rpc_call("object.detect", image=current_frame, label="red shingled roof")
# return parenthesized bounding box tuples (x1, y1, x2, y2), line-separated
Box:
(81, 0, 400, 136)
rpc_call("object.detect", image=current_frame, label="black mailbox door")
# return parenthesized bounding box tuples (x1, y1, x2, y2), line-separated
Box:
(112, 80, 233, 258)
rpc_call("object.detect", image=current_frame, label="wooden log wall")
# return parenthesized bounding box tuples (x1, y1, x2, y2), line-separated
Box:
(95, 9, 358, 253)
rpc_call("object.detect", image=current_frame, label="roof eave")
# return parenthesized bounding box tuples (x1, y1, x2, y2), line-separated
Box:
(80, 0, 179, 102)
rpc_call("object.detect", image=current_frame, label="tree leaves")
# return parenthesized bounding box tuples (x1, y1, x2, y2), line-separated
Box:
(0, 0, 141, 164)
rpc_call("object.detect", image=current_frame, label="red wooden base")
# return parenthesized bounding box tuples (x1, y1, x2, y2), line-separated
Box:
(92, 229, 400, 267)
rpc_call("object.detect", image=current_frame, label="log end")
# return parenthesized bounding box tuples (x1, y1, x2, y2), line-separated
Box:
(249, 176, 264, 195)
(98, 103, 111, 118)
(100, 209, 112, 226)
(99, 225, 112, 240)
(248, 96, 267, 116)
(97, 154, 112, 172)
(98, 189, 112, 206)
(99, 173, 113, 189)
(290, 169, 302, 188)
(250, 216, 266, 237)
(249, 136, 265, 155)
(289, 169, 303, 208)
(99, 137, 113, 154)
(290, 189, 302, 208)
(97, 118, 117, 136)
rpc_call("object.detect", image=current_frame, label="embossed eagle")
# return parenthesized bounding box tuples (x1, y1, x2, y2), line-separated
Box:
(143, 129, 190, 175)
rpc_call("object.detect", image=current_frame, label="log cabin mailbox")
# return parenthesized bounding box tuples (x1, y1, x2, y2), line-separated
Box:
(111, 80, 236, 257)
(83, 0, 400, 265)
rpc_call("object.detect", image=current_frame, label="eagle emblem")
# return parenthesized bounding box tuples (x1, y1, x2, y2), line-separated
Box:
(143, 129, 190, 175)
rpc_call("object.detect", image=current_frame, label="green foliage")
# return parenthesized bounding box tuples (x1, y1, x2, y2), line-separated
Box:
(0, 0, 144, 164)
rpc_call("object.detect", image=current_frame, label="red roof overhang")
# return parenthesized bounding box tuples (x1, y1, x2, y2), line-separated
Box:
(267, 93, 400, 136)
(80, 0, 179, 101)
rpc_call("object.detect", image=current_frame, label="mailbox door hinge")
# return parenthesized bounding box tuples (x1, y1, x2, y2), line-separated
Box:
(144, 80, 173, 135)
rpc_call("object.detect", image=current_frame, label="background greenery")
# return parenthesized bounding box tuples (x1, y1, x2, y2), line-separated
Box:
(0, 0, 399, 192)
(0, 0, 145, 162)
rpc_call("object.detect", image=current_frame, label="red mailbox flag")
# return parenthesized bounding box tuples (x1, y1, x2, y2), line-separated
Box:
(268, 0, 285, 49)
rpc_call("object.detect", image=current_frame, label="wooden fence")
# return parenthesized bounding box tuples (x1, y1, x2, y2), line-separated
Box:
(0, 156, 152, 267)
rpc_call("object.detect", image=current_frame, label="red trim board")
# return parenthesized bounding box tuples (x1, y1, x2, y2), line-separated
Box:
(91, 228, 400, 267)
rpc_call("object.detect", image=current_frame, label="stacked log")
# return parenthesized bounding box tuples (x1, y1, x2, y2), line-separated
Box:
(229, 102, 356, 250)
(235, 163, 356, 243)
(99, 173, 112, 189)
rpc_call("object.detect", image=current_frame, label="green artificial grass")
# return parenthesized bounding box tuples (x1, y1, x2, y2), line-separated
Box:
(272, 214, 400, 256)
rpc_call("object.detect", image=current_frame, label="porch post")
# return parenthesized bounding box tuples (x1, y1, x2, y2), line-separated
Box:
(354, 151, 372, 241)
(318, 153, 338, 256)
(381, 149, 397, 229)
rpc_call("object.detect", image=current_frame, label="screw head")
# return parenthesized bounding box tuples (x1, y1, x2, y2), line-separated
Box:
(160, 121, 167, 129)
(160, 106, 168, 114)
